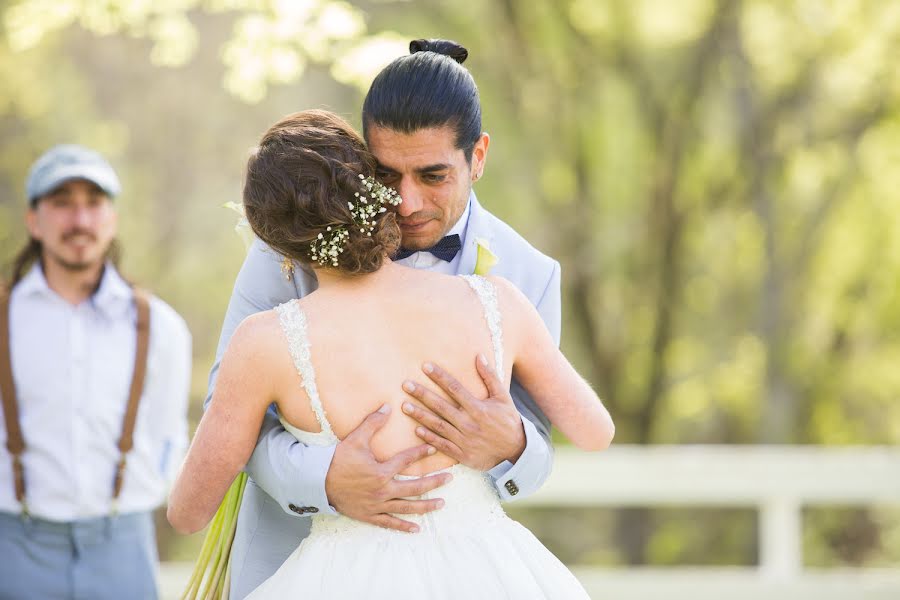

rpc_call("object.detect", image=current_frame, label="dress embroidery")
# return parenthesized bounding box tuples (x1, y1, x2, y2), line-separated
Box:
(275, 300, 337, 445)
(459, 275, 504, 378)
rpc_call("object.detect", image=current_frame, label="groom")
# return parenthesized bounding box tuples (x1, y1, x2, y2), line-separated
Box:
(209, 39, 562, 598)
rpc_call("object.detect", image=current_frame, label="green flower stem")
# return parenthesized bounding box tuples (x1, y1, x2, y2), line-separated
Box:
(203, 473, 247, 598)
(181, 472, 248, 600)
(181, 500, 225, 600)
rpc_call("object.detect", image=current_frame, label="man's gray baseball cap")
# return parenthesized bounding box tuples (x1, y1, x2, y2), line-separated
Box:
(26, 144, 121, 206)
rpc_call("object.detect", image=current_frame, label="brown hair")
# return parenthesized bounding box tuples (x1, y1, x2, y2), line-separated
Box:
(243, 110, 400, 275)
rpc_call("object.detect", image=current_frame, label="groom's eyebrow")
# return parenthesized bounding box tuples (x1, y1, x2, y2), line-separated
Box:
(375, 162, 451, 174)
(417, 163, 451, 174)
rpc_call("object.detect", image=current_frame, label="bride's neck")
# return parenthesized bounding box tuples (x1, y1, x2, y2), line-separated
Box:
(313, 259, 398, 290)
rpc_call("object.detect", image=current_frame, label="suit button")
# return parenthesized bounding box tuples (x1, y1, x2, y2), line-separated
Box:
(504, 480, 519, 496)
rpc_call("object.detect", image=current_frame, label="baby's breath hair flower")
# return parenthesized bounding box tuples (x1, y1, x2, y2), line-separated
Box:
(308, 175, 402, 267)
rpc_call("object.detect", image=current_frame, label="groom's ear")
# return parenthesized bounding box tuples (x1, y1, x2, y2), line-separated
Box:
(470, 132, 490, 181)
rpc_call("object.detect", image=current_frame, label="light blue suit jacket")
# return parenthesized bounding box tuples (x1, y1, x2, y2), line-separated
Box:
(208, 193, 561, 598)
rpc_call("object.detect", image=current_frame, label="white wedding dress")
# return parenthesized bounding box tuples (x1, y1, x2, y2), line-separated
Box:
(245, 275, 591, 600)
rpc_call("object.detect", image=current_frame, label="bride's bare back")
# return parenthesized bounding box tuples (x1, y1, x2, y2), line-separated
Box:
(269, 264, 512, 475)
(169, 260, 612, 534)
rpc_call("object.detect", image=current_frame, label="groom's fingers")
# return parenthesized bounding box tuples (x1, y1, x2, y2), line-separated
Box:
(389, 472, 453, 500)
(475, 353, 506, 402)
(347, 403, 392, 444)
(370, 514, 422, 533)
(401, 397, 463, 444)
(383, 497, 445, 516)
(414, 427, 464, 463)
(383, 442, 438, 475)
(402, 381, 464, 428)
(419, 362, 476, 410)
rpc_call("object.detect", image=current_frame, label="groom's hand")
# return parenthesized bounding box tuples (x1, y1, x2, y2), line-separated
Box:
(325, 404, 452, 533)
(401, 354, 526, 471)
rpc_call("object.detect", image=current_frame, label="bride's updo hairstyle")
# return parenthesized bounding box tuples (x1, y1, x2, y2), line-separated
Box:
(243, 110, 401, 275)
(362, 39, 481, 162)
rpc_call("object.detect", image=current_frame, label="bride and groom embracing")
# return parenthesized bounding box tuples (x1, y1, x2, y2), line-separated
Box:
(168, 39, 614, 599)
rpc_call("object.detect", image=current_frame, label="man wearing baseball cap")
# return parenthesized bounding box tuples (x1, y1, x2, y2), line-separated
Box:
(0, 144, 192, 599)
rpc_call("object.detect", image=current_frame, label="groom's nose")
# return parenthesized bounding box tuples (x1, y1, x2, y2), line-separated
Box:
(396, 180, 424, 217)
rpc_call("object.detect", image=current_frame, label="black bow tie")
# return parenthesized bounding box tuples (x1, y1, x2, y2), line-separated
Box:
(394, 234, 462, 262)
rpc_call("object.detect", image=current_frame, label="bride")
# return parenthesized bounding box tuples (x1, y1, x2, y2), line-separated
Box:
(168, 110, 614, 599)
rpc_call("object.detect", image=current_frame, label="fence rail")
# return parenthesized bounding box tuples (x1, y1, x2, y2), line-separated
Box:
(160, 445, 900, 599)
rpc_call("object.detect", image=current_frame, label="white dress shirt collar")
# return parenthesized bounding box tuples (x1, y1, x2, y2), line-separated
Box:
(395, 194, 472, 274)
(17, 262, 133, 320)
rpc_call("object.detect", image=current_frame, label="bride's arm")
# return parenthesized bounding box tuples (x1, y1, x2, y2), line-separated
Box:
(167, 313, 278, 534)
(492, 277, 615, 451)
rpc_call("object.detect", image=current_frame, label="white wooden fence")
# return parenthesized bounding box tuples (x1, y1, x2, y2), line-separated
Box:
(159, 445, 900, 599)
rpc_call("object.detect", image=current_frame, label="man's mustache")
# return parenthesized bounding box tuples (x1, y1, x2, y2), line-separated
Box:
(62, 229, 97, 242)
(397, 211, 441, 225)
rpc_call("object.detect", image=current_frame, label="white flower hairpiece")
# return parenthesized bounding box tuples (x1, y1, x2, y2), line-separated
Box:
(308, 174, 403, 267)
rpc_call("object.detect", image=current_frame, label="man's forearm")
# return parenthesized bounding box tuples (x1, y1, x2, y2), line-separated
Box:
(490, 259, 560, 501)
(488, 378, 554, 501)
(243, 410, 338, 516)
(488, 415, 553, 501)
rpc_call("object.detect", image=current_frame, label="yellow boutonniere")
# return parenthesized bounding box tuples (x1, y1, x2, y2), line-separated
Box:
(223, 201, 255, 251)
(473, 238, 499, 275)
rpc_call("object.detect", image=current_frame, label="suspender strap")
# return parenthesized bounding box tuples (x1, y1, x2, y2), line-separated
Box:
(0, 286, 27, 514)
(0, 282, 152, 515)
(112, 287, 151, 502)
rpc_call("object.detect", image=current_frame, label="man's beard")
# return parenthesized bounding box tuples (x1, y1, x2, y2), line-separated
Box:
(53, 255, 99, 272)
(47, 229, 110, 272)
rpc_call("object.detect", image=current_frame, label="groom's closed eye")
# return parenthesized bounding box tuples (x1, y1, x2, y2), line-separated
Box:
(376, 168, 400, 184)
(416, 164, 451, 185)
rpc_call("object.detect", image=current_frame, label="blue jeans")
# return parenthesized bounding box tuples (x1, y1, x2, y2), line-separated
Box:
(0, 510, 158, 600)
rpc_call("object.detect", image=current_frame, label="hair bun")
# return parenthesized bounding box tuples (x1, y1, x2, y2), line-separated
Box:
(409, 38, 468, 64)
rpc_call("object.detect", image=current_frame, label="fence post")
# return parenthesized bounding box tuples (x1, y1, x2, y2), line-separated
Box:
(759, 496, 801, 578)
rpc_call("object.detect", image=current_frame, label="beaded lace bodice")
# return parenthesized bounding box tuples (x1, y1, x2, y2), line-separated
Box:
(274, 300, 336, 447)
(273, 275, 507, 537)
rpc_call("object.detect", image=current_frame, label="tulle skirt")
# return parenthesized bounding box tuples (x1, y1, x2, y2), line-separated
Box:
(245, 465, 590, 599)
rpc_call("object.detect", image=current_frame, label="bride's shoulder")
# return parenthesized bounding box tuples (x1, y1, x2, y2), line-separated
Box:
(478, 274, 535, 327)
(229, 307, 286, 357)
(466, 273, 519, 302)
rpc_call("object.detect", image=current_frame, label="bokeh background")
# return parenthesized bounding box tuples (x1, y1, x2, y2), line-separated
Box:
(1, 0, 899, 583)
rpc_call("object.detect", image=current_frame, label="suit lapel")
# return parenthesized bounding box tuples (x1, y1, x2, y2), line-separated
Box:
(456, 192, 495, 276)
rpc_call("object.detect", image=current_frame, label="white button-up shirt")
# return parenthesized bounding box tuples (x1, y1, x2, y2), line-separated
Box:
(395, 197, 471, 273)
(0, 264, 191, 520)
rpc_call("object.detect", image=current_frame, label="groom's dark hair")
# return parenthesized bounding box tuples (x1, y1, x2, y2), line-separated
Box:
(362, 39, 481, 162)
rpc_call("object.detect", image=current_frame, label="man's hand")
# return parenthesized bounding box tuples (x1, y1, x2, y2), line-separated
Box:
(401, 354, 526, 471)
(325, 404, 451, 533)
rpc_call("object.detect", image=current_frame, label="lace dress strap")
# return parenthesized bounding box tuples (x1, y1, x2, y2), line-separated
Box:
(459, 275, 504, 379)
(275, 300, 336, 439)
